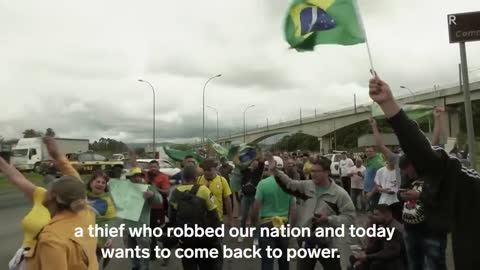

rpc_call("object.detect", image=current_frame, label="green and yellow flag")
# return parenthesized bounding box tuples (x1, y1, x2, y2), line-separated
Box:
(285, 0, 365, 51)
(372, 104, 435, 121)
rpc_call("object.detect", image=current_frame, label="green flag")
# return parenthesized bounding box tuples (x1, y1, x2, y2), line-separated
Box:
(372, 104, 434, 121)
(163, 146, 204, 163)
(207, 138, 229, 157)
(285, 0, 365, 51)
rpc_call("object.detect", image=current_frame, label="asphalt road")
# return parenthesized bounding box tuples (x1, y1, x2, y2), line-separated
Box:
(0, 192, 454, 270)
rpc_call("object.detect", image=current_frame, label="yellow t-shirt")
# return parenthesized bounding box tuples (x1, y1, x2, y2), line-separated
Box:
(21, 187, 51, 249)
(22, 158, 82, 250)
(197, 175, 232, 221)
(169, 184, 217, 212)
(303, 161, 312, 179)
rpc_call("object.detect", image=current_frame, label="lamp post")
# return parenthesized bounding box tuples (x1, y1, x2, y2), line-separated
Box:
(138, 79, 156, 158)
(243, 105, 255, 143)
(400, 85, 416, 101)
(202, 74, 222, 147)
(207, 105, 219, 140)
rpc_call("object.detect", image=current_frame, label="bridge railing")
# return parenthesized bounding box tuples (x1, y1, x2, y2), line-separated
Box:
(219, 80, 479, 141)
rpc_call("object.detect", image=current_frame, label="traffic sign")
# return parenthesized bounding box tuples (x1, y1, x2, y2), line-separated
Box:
(448, 11, 480, 43)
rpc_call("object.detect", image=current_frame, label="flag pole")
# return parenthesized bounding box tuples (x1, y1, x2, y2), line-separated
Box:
(353, 0, 375, 74)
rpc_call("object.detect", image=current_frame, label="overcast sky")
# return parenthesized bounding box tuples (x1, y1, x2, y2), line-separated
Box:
(1, 0, 479, 144)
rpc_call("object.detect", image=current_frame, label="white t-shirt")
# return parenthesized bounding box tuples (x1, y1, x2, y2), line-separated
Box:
(349, 166, 366, 190)
(374, 166, 400, 205)
(339, 158, 354, 177)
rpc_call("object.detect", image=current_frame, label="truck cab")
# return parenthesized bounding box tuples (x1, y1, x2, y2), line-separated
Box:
(11, 138, 44, 172)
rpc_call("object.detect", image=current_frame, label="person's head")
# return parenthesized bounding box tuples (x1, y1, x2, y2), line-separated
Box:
(286, 158, 296, 172)
(183, 164, 198, 183)
(87, 170, 109, 195)
(370, 204, 393, 226)
(43, 176, 88, 216)
(201, 159, 218, 181)
(183, 155, 196, 167)
(399, 155, 417, 179)
(310, 157, 332, 186)
(341, 152, 347, 160)
(128, 167, 145, 183)
(220, 157, 228, 166)
(302, 152, 310, 162)
(292, 152, 297, 159)
(387, 155, 396, 170)
(148, 160, 160, 174)
(365, 146, 376, 159)
(282, 152, 289, 159)
(355, 158, 363, 168)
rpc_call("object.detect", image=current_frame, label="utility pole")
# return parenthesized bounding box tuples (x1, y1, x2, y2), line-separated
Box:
(354, 94, 357, 114)
(460, 44, 476, 169)
(300, 108, 302, 124)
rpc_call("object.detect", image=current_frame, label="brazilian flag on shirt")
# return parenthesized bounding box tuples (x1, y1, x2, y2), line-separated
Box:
(285, 0, 365, 51)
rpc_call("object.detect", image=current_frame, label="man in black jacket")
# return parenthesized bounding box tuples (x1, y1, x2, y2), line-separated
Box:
(349, 204, 406, 270)
(369, 74, 480, 270)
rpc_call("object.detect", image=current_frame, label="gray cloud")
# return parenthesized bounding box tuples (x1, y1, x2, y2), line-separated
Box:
(1, 0, 479, 145)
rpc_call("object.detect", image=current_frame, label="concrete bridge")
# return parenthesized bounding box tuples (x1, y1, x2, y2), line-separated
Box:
(217, 81, 480, 152)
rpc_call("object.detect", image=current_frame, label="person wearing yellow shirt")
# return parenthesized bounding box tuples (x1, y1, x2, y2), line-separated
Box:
(0, 136, 94, 270)
(197, 159, 233, 228)
(169, 164, 221, 270)
(302, 153, 313, 180)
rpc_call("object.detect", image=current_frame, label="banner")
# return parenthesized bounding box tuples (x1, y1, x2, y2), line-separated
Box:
(108, 179, 148, 222)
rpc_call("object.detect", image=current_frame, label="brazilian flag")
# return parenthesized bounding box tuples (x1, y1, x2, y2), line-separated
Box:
(285, 0, 365, 51)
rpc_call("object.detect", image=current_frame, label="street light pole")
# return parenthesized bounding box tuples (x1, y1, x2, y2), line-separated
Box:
(207, 105, 219, 140)
(202, 74, 222, 146)
(400, 86, 416, 102)
(138, 79, 156, 158)
(243, 105, 255, 143)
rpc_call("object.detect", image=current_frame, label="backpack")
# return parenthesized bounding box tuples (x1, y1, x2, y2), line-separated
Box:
(174, 184, 208, 228)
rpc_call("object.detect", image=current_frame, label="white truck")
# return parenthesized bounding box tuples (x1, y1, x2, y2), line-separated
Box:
(11, 138, 89, 172)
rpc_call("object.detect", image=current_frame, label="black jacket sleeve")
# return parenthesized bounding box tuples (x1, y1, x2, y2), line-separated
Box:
(366, 231, 403, 260)
(387, 110, 445, 177)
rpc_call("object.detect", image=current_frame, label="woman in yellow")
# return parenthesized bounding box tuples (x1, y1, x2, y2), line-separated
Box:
(1, 136, 97, 270)
(86, 170, 116, 269)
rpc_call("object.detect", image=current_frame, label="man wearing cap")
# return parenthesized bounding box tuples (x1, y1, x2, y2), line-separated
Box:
(123, 166, 162, 270)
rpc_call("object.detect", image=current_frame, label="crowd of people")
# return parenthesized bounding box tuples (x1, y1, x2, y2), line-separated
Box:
(2, 76, 479, 270)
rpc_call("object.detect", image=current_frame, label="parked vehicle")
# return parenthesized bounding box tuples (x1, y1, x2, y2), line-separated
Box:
(68, 152, 124, 177)
(111, 153, 126, 161)
(11, 138, 88, 172)
(324, 153, 342, 178)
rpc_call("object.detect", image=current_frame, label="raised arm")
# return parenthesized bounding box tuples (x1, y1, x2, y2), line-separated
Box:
(0, 156, 36, 198)
(369, 118, 393, 159)
(268, 158, 313, 200)
(128, 148, 138, 168)
(369, 75, 444, 176)
(43, 136, 81, 180)
(431, 107, 445, 146)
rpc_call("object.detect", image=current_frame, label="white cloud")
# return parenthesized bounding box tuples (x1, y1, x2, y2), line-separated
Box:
(1, 0, 479, 143)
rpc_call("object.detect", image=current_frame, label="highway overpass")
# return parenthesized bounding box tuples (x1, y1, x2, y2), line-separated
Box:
(217, 81, 480, 152)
